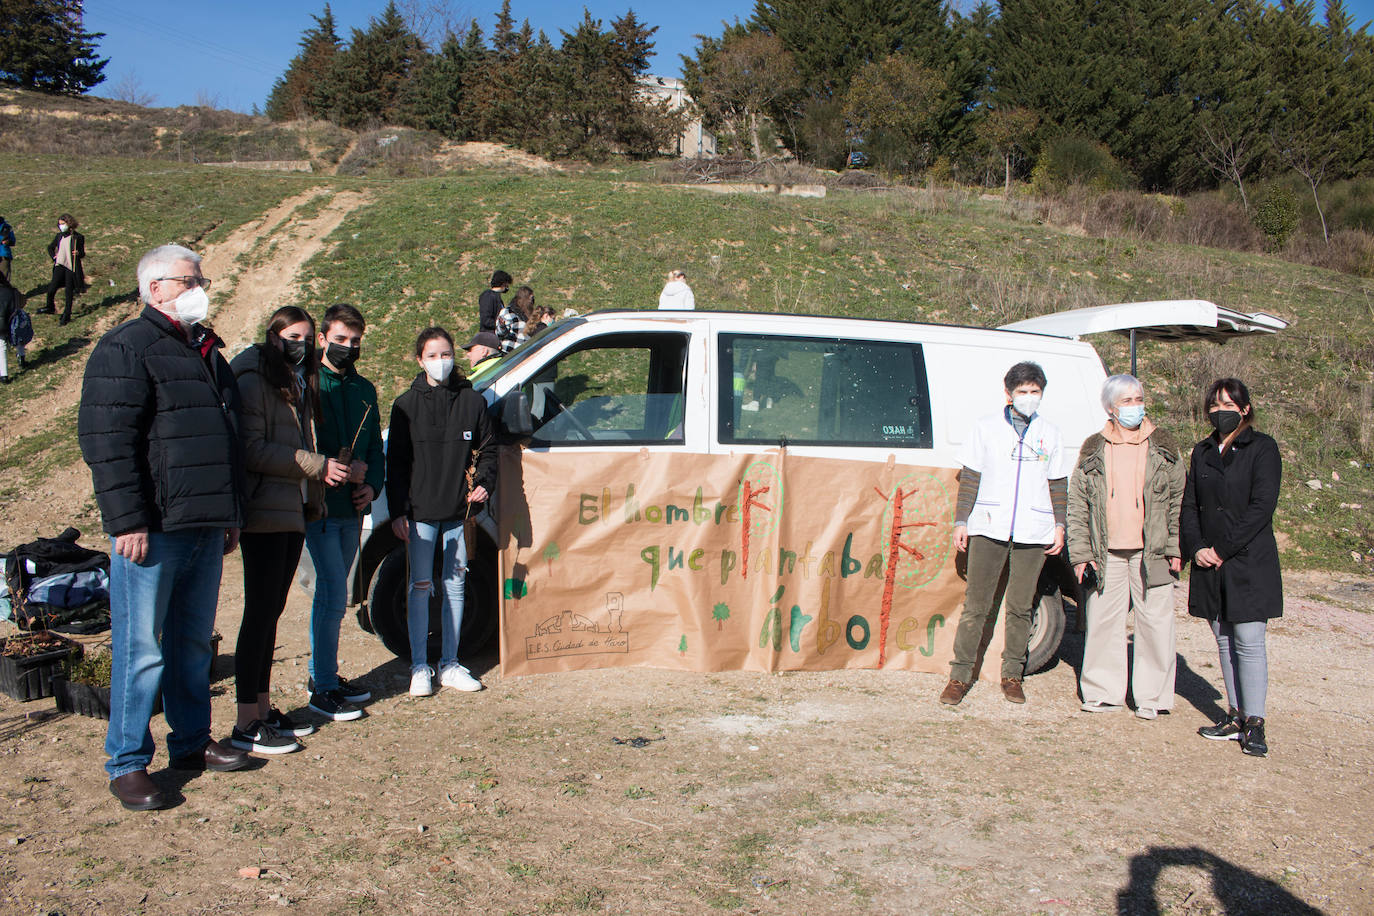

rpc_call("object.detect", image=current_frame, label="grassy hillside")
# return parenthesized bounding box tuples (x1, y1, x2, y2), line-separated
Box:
(3, 153, 1372, 572)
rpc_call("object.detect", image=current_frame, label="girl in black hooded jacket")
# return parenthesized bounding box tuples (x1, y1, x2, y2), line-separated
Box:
(385, 327, 497, 698)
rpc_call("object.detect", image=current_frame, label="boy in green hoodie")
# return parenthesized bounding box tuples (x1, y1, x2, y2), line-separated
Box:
(305, 304, 384, 721)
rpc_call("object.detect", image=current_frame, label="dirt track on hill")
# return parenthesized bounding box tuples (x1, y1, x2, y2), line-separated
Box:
(0, 186, 375, 552)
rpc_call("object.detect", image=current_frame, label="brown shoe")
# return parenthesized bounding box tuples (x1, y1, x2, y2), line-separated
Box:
(170, 738, 252, 772)
(939, 678, 971, 705)
(1001, 678, 1026, 704)
(109, 770, 166, 811)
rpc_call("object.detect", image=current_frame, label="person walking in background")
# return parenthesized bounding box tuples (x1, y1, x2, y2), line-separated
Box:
(386, 327, 497, 698)
(42, 213, 85, 325)
(78, 244, 251, 811)
(1067, 375, 1185, 720)
(1181, 378, 1282, 758)
(940, 361, 1069, 707)
(478, 270, 511, 333)
(0, 272, 28, 382)
(229, 307, 348, 755)
(0, 215, 15, 282)
(496, 285, 533, 352)
(658, 269, 695, 310)
(304, 303, 384, 722)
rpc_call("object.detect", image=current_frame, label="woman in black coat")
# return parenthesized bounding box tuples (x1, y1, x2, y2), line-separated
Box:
(44, 212, 85, 325)
(1180, 378, 1281, 758)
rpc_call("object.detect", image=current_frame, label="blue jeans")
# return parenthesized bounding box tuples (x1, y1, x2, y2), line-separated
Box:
(1210, 619, 1268, 719)
(406, 519, 466, 672)
(304, 517, 361, 692)
(105, 528, 224, 779)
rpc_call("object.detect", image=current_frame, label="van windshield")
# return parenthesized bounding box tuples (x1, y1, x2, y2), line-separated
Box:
(470, 317, 586, 392)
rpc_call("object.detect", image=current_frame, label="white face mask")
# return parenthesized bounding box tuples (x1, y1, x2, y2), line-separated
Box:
(58, 223, 68, 233)
(1012, 393, 1041, 418)
(171, 284, 209, 325)
(423, 356, 454, 384)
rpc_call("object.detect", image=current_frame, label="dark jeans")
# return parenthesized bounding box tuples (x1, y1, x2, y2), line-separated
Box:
(46, 264, 80, 321)
(234, 530, 305, 705)
(950, 535, 1047, 682)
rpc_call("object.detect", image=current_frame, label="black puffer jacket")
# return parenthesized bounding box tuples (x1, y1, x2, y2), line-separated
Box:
(385, 372, 496, 524)
(78, 306, 245, 535)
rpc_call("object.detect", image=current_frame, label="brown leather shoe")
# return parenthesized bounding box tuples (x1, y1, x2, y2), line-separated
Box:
(109, 770, 166, 811)
(1001, 678, 1026, 704)
(170, 738, 252, 772)
(939, 678, 971, 705)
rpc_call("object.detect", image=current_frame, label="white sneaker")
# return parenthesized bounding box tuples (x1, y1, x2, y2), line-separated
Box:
(1080, 700, 1121, 713)
(438, 663, 483, 692)
(409, 667, 434, 697)
(1134, 707, 1158, 720)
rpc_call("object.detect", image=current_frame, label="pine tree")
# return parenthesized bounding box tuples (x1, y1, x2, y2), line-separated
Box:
(0, 0, 107, 94)
(315, 1, 427, 129)
(265, 4, 341, 121)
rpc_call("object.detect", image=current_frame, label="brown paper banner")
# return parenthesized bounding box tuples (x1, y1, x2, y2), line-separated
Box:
(497, 449, 1009, 678)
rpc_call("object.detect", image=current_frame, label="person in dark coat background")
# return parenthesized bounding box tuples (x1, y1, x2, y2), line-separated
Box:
(1180, 378, 1281, 758)
(43, 212, 85, 325)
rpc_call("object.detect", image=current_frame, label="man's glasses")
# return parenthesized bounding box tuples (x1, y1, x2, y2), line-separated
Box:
(157, 275, 212, 290)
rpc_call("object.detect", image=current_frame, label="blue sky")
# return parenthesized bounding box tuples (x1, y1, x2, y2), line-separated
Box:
(85, 1, 1374, 114)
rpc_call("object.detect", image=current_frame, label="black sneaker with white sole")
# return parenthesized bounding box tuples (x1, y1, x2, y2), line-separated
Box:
(1198, 708, 1244, 741)
(308, 676, 371, 704)
(308, 689, 365, 721)
(229, 720, 302, 755)
(1240, 717, 1268, 757)
(265, 706, 316, 738)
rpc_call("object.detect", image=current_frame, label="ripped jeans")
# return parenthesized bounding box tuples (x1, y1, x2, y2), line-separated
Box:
(405, 519, 467, 672)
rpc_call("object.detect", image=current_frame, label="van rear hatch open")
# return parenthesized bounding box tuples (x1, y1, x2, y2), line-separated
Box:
(1000, 299, 1288, 374)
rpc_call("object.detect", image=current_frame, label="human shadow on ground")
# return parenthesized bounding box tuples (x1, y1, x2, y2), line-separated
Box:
(24, 334, 91, 370)
(1052, 604, 1224, 721)
(1117, 846, 1326, 915)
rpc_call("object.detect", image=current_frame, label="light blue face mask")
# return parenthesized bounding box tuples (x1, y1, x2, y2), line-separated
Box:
(1116, 404, 1146, 429)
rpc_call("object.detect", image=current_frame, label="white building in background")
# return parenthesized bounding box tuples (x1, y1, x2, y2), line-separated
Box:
(639, 76, 716, 159)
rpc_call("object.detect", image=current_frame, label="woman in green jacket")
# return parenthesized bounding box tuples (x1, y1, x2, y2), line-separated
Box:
(1067, 374, 1185, 719)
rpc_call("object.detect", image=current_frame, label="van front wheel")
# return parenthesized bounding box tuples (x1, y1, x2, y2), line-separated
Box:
(365, 543, 499, 665)
(1023, 588, 1066, 674)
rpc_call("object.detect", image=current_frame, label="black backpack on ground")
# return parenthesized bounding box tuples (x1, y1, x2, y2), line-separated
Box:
(4, 527, 111, 633)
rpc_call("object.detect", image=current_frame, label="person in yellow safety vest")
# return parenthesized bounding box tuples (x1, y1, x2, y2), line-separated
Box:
(462, 331, 503, 381)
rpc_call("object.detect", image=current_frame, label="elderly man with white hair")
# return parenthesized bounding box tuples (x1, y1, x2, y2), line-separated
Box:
(78, 244, 251, 811)
(1066, 373, 1186, 719)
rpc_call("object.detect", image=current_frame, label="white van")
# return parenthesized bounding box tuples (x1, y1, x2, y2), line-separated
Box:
(352, 303, 1283, 679)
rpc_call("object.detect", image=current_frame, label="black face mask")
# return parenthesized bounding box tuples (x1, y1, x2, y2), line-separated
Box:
(326, 342, 360, 371)
(281, 338, 311, 366)
(1209, 409, 1243, 436)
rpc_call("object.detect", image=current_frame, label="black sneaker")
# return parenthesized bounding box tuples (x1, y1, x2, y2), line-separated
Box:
(264, 706, 316, 738)
(308, 676, 371, 704)
(1240, 717, 1268, 757)
(229, 720, 301, 755)
(308, 689, 365, 722)
(1198, 708, 1243, 741)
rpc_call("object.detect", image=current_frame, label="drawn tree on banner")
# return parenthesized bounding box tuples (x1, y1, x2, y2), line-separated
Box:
(712, 601, 731, 631)
(873, 472, 953, 667)
(737, 459, 783, 579)
(542, 541, 560, 574)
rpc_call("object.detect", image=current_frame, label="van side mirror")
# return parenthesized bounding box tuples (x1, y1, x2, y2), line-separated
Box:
(495, 390, 534, 443)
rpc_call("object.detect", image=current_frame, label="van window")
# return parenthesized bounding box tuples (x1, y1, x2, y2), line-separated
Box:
(718, 334, 933, 448)
(523, 332, 688, 445)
